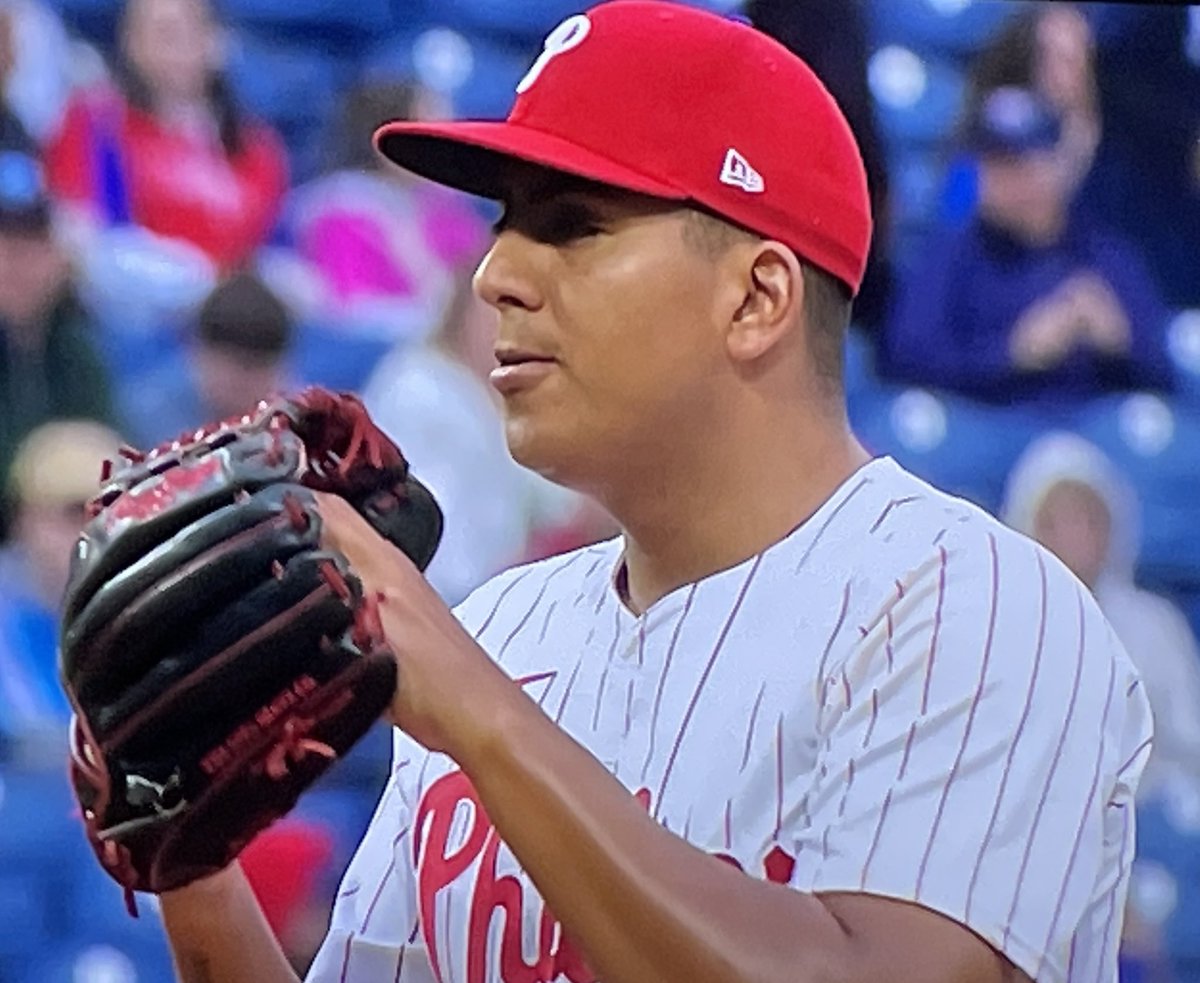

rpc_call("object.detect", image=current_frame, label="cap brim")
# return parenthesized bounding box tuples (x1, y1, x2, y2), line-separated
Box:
(375, 120, 686, 203)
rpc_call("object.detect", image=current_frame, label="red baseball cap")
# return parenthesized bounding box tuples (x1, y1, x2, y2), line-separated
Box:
(375, 0, 872, 295)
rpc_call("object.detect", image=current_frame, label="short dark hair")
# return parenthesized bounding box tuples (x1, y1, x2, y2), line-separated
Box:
(682, 208, 852, 389)
(198, 271, 293, 359)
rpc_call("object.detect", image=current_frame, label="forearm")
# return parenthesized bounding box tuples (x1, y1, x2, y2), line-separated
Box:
(160, 864, 300, 983)
(455, 690, 855, 983)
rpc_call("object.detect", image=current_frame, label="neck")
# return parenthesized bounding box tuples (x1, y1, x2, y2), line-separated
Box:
(600, 400, 869, 614)
(982, 205, 1067, 248)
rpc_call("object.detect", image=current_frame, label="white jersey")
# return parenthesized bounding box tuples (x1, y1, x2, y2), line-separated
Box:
(307, 457, 1152, 983)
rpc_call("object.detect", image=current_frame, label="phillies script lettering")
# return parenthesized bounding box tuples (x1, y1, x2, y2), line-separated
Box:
(414, 770, 796, 983)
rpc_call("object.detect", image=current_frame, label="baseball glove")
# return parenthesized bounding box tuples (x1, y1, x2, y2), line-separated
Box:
(59, 387, 443, 904)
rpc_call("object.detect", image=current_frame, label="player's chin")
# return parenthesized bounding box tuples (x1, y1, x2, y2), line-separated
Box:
(502, 414, 580, 485)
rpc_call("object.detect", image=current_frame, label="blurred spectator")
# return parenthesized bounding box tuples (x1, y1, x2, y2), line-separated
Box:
(362, 271, 538, 605)
(883, 86, 1173, 403)
(962, 4, 1101, 200)
(121, 270, 294, 446)
(1002, 431, 1200, 803)
(0, 420, 120, 748)
(0, 147, 114, 503)
(44, 0, 288, 270)
(240, 820, 335, 975)
(1078, 5, 1200, 309)
(0, 0, 74, 148)
(747, 0, 892, 337)
(283, 80, 486, 343)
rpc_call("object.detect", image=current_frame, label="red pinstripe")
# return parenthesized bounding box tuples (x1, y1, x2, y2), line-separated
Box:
(1094, 803, 1132, 982)
(861, 689, 880, 750)
(774, 716, 785, 838)
(740, 685, 766, 773)
(869, 495, 922, 535)
(965, 550, 1049, 922)
(656, 555, 764, 808)
(591, 603, 624, 731)
(859, 787, 894, 889)
(640, 584, 699, 784)
(1036, 656, 1118, 978)
(793, 476, 872, 573)
(919, 546, 949, 716)
(472, 567, 536, 640)
(815, 582, 853, 702)
(1001, 589, 1090, 949)
(914, 535, 999, 900)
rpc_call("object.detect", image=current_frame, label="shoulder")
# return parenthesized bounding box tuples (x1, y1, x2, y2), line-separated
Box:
(851, 461, 1127, 658)
(453, 539, 622, 638)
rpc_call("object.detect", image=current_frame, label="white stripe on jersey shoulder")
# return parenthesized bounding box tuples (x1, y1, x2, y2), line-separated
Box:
(453, 537, 623, 638)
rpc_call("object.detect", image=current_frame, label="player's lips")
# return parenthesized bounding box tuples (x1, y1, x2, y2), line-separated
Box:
(490, 347, 558, 394)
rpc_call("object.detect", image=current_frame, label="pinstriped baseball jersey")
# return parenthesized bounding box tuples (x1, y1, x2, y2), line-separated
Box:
(307, 456, 1152, 983)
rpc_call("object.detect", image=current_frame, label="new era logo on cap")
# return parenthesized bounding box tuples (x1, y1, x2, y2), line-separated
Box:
(719, 148, 764, 194)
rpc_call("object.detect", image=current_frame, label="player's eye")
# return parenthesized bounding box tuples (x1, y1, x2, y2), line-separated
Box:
(494, 202, 604, 245)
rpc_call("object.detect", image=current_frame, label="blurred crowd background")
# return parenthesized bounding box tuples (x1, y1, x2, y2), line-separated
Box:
(0, 0, 1197, 980)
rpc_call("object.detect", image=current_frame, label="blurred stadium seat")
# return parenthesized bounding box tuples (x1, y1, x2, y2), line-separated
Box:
(415, 0, 742, 46)
(869, 46, 966, 148)
(291, 324, 393, 393)
(366, 27, 538, 121)
(1134, 792, 1200, 979)
(218, 0, 394, 38)
(225, 30, 349, 177)
(26, 931, 176, 983)
(866, 0, 1023, 59)
(848, 384, 1043, 514)
(1168, 309, 1200, 408)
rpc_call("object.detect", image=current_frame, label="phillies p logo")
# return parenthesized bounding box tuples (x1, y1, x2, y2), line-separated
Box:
(517, 14, 592, 94)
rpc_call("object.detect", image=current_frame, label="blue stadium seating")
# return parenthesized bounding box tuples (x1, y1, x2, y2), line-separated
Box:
(216, 0, 394, 38)
(224, 30, 350, 177)
(291, 324, 394, 393)
(848, 384, 1044, 514)
(366, 28, 536, 122)
(1134, 797, 1200, 971)
(414, 0, 743, 46)
(869, 48, 966, 149)
(866, 0, 1023, 60)
(26, 928, 176, 983)
(1167, 310, 1200, 409)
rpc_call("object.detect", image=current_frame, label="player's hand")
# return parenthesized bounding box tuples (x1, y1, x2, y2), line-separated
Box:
(315, 491, 515, 757)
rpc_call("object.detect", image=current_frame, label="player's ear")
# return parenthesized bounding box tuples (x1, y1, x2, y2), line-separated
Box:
(723, 241, 803, 365)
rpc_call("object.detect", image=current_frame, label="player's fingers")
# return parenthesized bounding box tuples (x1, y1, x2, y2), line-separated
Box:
(313, 490, 422, 596)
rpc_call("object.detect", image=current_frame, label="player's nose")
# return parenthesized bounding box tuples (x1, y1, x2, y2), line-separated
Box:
(474, 233, 543, 313)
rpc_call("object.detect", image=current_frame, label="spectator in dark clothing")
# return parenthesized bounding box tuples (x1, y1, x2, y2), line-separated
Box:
(1077, 6, 1200, 309)
(748, 0, 892, 336)
(960, 5, 1101, 207)
(882, 87, 1173, 404)
(0, 148, 114, 515)
(120, 270, 295, 446)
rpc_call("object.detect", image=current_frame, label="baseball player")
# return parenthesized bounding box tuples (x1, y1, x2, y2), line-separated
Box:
(153, 4, 1151, 982)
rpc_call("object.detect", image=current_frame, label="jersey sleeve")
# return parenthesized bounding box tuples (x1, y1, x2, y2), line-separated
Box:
(787, 528, 1153, 983)
(305, 730, 436, 982)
